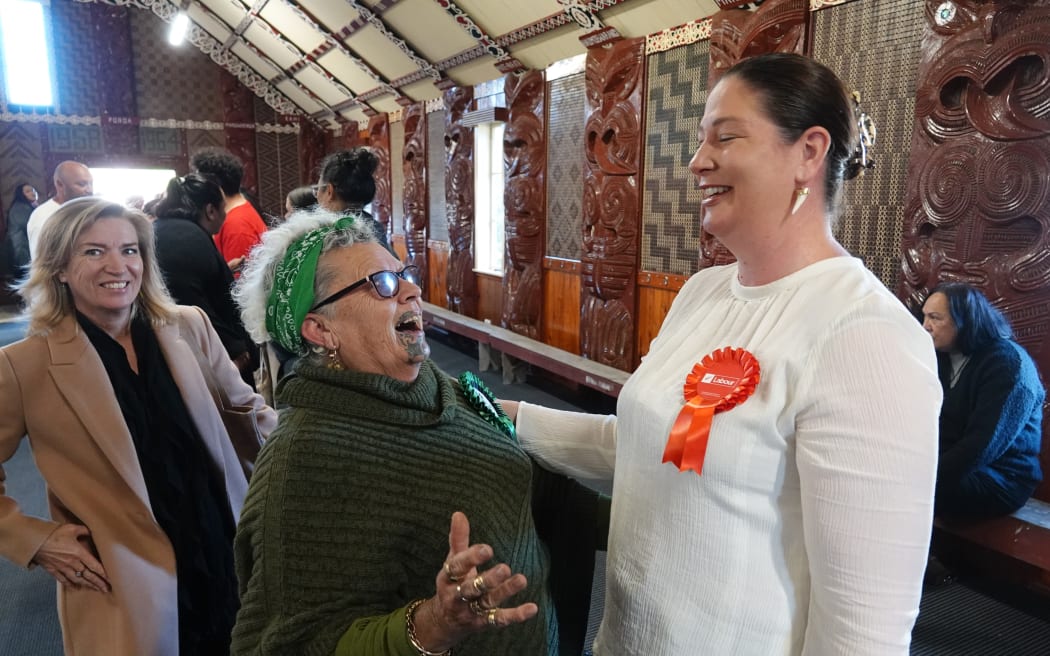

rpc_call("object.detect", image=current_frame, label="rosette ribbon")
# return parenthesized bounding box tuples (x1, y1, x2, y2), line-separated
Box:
(661, 346, 760, 475)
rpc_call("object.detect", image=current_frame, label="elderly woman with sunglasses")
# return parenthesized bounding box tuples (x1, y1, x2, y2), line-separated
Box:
(230, 208, 560, 656)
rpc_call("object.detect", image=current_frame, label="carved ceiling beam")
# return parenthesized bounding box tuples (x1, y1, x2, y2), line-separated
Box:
(432, 0, 526, 78)
(73, 0, 305, 119)
(192, 0, 356, 122)
(341, 0, 444, 83)
(282, 1, 411, 111)
(223, 0, 269, 49)
(389, 0, 637, 89)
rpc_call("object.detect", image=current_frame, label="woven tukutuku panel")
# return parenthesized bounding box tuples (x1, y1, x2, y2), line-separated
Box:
(812, 0, 924, 291)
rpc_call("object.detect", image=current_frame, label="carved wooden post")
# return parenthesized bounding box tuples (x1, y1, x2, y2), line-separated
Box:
(701, 0, 810, 269)
(900, 0, 1050, 499)
(368, 113, 393, 243)
(444, 86, 477, 316)
(500, 70, 546, 339)
(581, 37, 644, 371)
(298, 118, 327, 186)
(402, 103, 428, 296)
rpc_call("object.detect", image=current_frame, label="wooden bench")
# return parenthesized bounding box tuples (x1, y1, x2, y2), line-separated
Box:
(933, 497, 1050, 585)
(422, 302, 630, 397)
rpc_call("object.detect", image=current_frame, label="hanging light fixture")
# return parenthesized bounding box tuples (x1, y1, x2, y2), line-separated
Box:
(168, 12, 190, 46)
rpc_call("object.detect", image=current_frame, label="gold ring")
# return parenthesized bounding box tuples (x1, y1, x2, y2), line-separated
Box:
(469, 599, 487, 616)
(443, 562, 461, 583)
(472, 574, 486, 595)
(487, 608, 497, 627)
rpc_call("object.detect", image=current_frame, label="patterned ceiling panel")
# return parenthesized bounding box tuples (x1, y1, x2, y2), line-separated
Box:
(453, 0, 558, 38)
(343, 27, 421, 81)
(184, 0, 726, 125)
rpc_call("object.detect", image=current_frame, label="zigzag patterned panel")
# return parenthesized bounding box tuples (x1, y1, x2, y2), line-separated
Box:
(812, 0, 923, 291)
(130, 10, 223, 122)
(427, 110, 448, 243)
(0, 123, 47, 210)
(255, 131, 301, 222)
(642, 41, 709, 276)
(546, 72, 586, 260)
(51, 1, 101, 116)
(186, 129, 224, 155)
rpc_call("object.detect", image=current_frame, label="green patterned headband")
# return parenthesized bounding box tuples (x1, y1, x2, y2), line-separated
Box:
(265, 215, 356, 354)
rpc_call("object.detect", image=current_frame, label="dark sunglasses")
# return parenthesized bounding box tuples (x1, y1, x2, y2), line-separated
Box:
(310, 265, 420, 312)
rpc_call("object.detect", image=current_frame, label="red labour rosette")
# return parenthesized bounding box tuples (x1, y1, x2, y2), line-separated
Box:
(661, 346, 760, 475)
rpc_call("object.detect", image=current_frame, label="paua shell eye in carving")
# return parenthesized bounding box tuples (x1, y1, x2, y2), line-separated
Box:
(934, 1, 957, 26)
(926, 0, 975, 35)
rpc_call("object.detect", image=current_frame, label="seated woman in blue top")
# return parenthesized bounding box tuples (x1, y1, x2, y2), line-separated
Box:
(922, 282, 1044, 518)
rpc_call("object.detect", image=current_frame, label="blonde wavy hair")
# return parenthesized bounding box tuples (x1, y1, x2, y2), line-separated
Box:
(18, 197, 177, 335)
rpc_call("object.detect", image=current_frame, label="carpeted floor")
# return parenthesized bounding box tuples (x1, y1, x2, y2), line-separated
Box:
(2, 322, 1049, 655)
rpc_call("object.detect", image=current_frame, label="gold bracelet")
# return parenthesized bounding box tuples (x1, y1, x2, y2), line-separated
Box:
(405, 598, 452, 656)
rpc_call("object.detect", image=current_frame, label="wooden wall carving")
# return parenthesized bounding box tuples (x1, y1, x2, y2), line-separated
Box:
(402, 103, 429, 297)
(444, 86, 478, 316)
(219, 70, 258, 195)
(368, 113, 393, 242)
(581, 37, 645, 371)
(900, 0, 1050, 500)
(299, 118, 327, 186)
(700, 0, 810, 269)
(500, 70, 547, 339)
(342, 126, 365, 150)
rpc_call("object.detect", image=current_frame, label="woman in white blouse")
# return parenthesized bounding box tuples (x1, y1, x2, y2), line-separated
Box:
(505, 53, 941, 655)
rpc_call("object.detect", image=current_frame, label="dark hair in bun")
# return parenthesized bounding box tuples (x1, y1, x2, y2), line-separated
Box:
(318, 148, 379, 207)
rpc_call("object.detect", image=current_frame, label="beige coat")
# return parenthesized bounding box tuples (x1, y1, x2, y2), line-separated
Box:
(0, 305, 277, 656)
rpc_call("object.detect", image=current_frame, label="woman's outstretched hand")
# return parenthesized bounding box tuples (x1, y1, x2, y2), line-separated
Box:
(32, 523, 111, 593)
(411, 511, 538, 653)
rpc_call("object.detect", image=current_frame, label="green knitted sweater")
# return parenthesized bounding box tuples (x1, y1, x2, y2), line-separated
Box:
(231, 359, 557, 656)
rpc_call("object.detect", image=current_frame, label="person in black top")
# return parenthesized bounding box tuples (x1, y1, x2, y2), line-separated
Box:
(0, 197, 276, 655)
(154, 174, 258, 385)
(922, 282, 1044, 518)
(5, 181, 38, 274)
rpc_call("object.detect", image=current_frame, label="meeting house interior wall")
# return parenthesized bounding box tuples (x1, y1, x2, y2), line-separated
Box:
(1, 0, 1049, 509)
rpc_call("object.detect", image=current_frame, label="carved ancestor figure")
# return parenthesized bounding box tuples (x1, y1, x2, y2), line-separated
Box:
(402, 103, 428, 292)
(900, 0, 1050, 497)
(500, 70, 546, 339)
(581, 37, 644, 371)
(701, 0, 810, 269)
(368, 114, 393, 241)
(444, 86, 477, 316)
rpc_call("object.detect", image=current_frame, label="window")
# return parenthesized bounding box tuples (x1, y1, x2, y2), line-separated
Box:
(91, 167, 177, 208)
(474, 121, 505, 275)
(0, 0, 55, 108)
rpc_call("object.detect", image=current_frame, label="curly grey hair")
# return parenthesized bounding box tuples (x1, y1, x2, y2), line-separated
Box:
(233, 207, 379, 355)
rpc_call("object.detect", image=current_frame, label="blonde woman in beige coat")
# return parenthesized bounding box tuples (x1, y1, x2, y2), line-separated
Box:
(0, 198, 276, 655)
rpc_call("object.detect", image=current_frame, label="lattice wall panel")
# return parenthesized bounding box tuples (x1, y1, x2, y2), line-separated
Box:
(427, 110, 448, 243)
(255, 131, 300, 221)
(546, 72, 586, 260)
(254, 97, 278, 126)
(642, 41, 709, 276)
(130, 11, 223, 122)
(51, 1, 101, 116)
(812, 0, 924, 290)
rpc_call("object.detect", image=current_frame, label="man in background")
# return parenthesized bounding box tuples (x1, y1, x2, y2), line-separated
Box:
(190, 149, 267, 273)
(26, 161, 94, 259)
